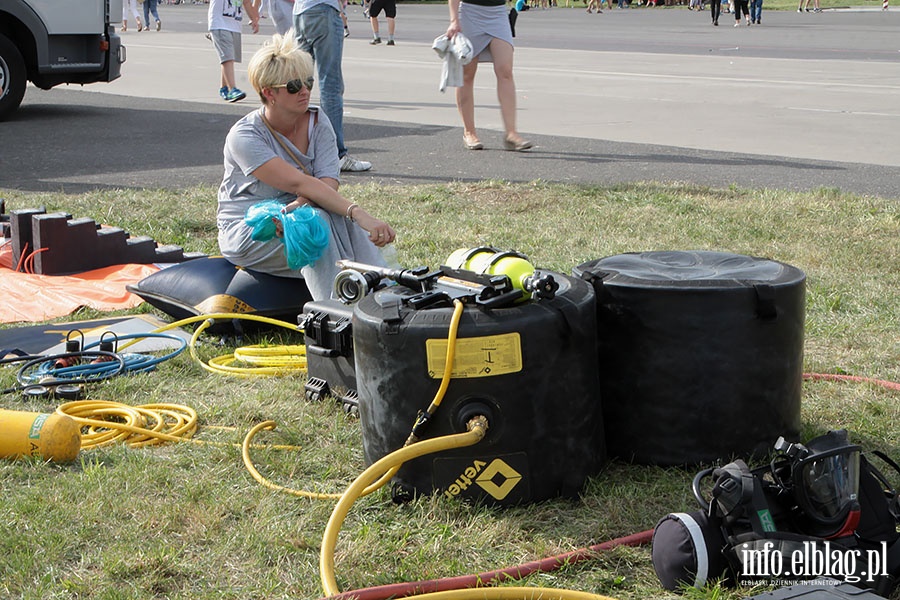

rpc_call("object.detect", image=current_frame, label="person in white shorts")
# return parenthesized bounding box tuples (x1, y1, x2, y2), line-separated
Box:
(208, 0, 260, 102)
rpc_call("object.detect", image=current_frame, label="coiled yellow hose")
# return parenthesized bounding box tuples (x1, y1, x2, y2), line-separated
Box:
(119, 312, 306, 377)
(233, 344, 307, 368)
(56, 400, 301, 453)
(57, 400, 199, 449)
(186, 316, 306, 377)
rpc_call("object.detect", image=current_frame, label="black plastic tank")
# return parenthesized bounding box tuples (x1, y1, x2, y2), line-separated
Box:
(573, 251, 805, 466)
(353, 273, 605, 505)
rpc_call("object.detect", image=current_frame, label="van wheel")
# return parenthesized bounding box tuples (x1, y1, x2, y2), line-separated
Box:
(0, 34, 27, 121)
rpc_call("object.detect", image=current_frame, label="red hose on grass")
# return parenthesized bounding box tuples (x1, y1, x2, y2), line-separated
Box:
(320, 529, 654, 600)
(803, 372, 900, 392)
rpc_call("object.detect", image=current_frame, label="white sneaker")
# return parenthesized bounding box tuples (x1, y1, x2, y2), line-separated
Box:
(340, 155, 372, 172)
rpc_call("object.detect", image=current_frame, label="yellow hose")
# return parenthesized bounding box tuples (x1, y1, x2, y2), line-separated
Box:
(233, 344, 307, 367)
(149, 312, 308, 377)
(240, 420, 396, 501)
(319, 417, 617, 600)
(57, 400, 199, 449)
(188, 318, 308, 377)
(152, 312, 304, 334)
(240, 300, 466, 502)
(105, 313, 616, 600)
(425, 299, 465, 414)
(320, 417, 489, 596)
(56, 400, 301, 452)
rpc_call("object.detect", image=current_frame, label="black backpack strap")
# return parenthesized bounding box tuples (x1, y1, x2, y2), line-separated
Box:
(856, 453, 900, 543)
(870, 450, 900, 519)
(711, 460, 782, 537)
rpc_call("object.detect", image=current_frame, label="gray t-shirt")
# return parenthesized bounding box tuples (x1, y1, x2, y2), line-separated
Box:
(217, 106, 339, 223)
(216, 106, 384, 300)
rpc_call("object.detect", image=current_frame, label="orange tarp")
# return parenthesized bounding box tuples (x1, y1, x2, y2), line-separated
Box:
(0, 243, 158, 324)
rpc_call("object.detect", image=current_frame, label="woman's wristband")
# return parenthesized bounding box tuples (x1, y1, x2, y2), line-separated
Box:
(345, 203, 359, 222)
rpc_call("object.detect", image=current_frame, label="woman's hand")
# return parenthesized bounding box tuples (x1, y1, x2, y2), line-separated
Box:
(447, 0, 461, 37)
(272, 196, 311, 237)
(282, 196, 311, 213)
(354, 211, 396, 247)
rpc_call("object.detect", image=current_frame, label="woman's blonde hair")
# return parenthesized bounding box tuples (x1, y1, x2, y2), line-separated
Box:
(247, 32, 315, 104)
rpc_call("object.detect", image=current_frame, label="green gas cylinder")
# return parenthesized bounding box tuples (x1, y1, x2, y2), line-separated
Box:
(445, 247, 557, 301)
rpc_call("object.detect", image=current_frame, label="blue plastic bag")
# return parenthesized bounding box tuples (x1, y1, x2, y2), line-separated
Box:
(244, 200, 330, 270)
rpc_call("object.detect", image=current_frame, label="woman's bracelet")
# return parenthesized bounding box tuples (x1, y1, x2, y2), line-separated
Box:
(345, 203, 359, 222)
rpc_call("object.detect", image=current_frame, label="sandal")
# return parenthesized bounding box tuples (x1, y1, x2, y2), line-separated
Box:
(503, 136, 533, 152)
(463, 135, 483, 150)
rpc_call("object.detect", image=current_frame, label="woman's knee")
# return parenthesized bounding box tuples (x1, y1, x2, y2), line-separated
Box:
(461, 61, 479, 85)
(492, 62, 515, 89)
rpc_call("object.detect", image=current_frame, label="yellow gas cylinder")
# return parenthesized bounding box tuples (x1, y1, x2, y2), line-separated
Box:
(0, 408, 82, 463)
(446, 247, 537, 299)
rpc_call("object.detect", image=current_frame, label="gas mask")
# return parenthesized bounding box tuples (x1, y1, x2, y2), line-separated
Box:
(772, 429, 862, 539)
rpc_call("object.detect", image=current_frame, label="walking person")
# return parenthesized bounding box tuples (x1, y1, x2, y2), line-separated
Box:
(142, 0, 162, 31)
(368, 0, 397, 45)
(217, 33, 395, 300)
(208, 0, 260, 102)
(269, 0, 295, 34)
(749, 0, 761, 23)
(445, 0, 532, 152)
(123, 0, 144, 31)
(340, 0, 351, 37)
(710, 0, 720, 24)
(733, 0, 749, 25)
(293, 0, 373, 171)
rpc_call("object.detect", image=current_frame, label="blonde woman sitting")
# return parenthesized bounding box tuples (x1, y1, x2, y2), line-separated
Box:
(216, 34, 396, 301)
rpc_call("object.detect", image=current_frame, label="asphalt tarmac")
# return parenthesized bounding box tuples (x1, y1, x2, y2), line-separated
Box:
(2, 3, 899, 197)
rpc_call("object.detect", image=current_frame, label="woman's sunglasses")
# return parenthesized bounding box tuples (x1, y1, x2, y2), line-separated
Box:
(272, 77, 315, 94)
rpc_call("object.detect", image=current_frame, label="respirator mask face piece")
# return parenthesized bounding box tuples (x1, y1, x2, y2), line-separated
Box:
(795, 445, 860, 524)
(774, 429, 862, 537)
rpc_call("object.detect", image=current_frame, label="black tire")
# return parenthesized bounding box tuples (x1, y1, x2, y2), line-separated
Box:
(0, 34, 27, 121)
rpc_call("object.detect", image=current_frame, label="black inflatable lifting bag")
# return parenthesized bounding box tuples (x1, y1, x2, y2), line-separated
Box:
(126, 257, 312, 323)
(653, 510, 729, 591)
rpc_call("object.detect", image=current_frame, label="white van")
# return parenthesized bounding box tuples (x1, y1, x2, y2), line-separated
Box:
(0, 0, 125, 120)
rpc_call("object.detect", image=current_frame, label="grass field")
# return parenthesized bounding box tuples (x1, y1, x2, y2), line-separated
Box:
(1, 181, 898, 600)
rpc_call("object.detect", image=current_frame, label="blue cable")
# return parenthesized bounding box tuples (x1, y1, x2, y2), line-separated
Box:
(16, 332, 188, 386)
(16, 351, 125, 386)
(82, 332, 188, 374)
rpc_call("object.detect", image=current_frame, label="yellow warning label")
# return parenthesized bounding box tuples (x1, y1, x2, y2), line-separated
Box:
(426, 332, 522, 379)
